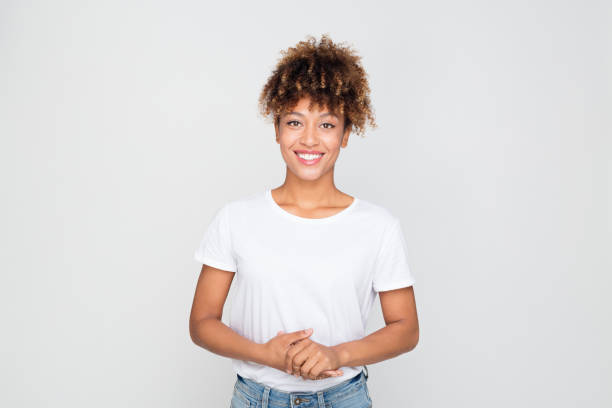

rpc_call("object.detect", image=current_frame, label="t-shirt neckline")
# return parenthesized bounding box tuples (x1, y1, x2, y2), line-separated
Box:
(265, 188, 359, 224)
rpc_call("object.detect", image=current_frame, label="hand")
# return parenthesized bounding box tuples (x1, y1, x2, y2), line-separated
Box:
(262, 329, 342, 381)
(262, 328, 315, 374)
(285, 330, 343, 380)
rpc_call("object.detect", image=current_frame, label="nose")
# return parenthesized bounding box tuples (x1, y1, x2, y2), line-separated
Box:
(300, 122, 319, 147)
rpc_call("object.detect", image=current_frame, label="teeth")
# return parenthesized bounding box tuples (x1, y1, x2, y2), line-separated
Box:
(297, 153, 323, 160)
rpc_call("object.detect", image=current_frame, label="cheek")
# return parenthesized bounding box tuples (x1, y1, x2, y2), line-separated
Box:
(277, 140, 298, 162)
(277, 133, 299, 146)
(278, 140, 295, 155)
(322, 134, 343, 151)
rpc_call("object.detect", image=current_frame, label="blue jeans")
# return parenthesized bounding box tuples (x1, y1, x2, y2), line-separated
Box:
(230, 366, 371, 407)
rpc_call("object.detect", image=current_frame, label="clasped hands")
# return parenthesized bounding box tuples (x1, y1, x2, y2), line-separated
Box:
(263, 327, 344, 381)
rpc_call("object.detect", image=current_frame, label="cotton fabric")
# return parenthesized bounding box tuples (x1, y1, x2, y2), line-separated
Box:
(194, 189, 416, 392)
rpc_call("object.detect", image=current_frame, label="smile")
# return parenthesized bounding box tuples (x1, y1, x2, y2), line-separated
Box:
(294, 151, 324, 165)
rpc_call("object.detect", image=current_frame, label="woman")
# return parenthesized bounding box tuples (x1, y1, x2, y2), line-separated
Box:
(190, 34, 419, 407)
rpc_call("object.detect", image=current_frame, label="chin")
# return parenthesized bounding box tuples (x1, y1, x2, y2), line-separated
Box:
(288, 167, 323, 181)
(296, 173, 322, 181)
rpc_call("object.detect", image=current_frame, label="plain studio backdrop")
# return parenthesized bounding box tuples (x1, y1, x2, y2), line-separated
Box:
(1, 0, 610, 407)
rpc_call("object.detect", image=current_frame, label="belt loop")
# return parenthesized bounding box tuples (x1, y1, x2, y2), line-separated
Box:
(262, 385, 270, 408)
(363, 365, 369, 381)
(317, 390, 325, 407)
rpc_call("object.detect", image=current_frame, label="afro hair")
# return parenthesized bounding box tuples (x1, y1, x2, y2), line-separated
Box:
(258, 34, 377, 137)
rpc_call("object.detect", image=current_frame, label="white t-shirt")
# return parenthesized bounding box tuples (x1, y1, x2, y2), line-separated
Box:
(193, 189, 416, 392)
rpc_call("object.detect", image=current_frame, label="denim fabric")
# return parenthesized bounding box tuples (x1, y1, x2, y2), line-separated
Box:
(230, 367, 371, 408)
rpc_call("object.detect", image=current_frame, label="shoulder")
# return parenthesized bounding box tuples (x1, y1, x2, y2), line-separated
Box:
(218, 190, 267, 217)
(354, 196, 400, 228)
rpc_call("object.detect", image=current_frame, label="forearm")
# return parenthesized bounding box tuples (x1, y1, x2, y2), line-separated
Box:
(332, 319, 418, 367)
(190, 317, 267, 365)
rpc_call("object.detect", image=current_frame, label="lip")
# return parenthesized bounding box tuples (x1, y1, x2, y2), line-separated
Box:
(294, 150, 324, 166)
(294, 150, 324, 154)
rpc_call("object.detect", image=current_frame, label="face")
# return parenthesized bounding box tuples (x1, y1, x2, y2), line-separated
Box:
(274, 96, 351, 181)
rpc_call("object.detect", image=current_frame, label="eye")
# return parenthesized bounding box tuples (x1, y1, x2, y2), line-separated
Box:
(287, 120, 301, 127)
(322, 123, 335, 129)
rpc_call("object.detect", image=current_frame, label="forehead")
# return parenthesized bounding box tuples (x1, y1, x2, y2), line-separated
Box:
(282, 98, 339, 117)
(284, 111, 338, 120)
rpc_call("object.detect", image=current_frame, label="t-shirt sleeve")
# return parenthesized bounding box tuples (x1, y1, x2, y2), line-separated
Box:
(193, 203, 237, 272)
(372, 217, 416, 292)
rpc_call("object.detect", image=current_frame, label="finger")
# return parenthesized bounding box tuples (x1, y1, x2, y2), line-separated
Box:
(316, 370, 341, 380)
(322, 369, 343, 376)
(289, 337, 308, 346)
(286, 328, 313, 346)
(300, 355, 319, 380)
(289, 336, 312, 348)
(310, 360, 331, 380)
(304, 347, 332, 380)
(284, 342, 302, 374)
(285, 339, 312, 374)
(295, 343, 317, 379)
(292, 355, 306, 377)
(291, 345, 313, 377)
(285, 345, 297, 374)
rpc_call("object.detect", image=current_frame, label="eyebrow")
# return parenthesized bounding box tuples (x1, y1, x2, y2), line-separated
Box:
(286, 111, 338, 118)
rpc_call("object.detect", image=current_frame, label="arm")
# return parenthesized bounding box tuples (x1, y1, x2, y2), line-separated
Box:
(331, 285, 419, 367)
(190, 264, 342, 378)
(189, 264, 268, 365)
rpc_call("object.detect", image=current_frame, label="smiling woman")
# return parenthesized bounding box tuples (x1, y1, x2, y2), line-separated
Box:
(273, 96, 353, 184)
(190, 33, 419, 408)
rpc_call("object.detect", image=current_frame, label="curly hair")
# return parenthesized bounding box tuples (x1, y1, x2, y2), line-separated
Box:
(258, 34, 377, 137)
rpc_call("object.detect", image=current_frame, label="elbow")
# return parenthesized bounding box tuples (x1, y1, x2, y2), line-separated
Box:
(410, 328, 419, 351)
(189, 321, 200, 345)
(409, 328, 419, 351)
(189, 317, 208, 345)
(189, 315, 220, 346)
(402, 327, 419, 353)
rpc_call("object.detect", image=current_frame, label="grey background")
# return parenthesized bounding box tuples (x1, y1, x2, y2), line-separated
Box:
(1, 0, 610, 406)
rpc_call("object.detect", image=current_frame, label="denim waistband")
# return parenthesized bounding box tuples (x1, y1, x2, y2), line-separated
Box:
(235, 368, 369, 407)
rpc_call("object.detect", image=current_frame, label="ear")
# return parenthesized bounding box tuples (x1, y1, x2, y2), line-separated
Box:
(341, 123, 351, 147)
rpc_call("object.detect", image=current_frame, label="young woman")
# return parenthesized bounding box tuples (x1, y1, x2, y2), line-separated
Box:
(190, 34, 419, 408)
